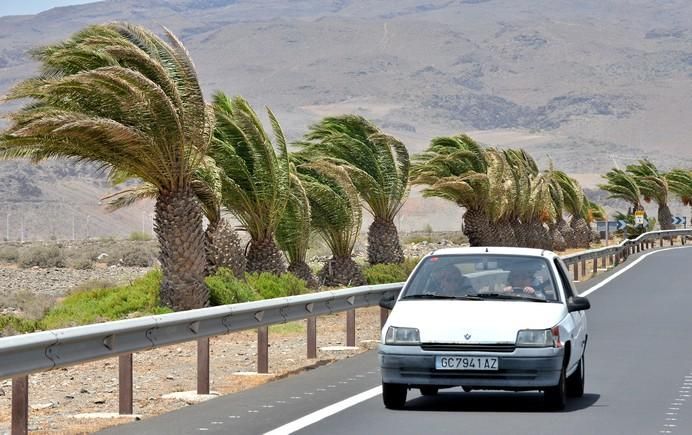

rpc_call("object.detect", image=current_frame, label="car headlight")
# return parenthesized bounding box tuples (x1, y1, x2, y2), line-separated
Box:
(516, 327, 561, 348)
(385, 326, 421, 345)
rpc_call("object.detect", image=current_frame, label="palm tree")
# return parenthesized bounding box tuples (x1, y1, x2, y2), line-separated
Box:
(276, 166, 318, 287)
(300, 115, 409, 265)
(666, 169, 692, 215)
(0, 23, 211, 310)
(626, 160, 673, 229)
(551, 170, 580, 248)
(599, 168, 642, 212)
(411, 135, 508, 247)
(103, 160, 247, 278)
(562, 176, 592, 248)
(297, 160, 365, 287)
(210, 93, 289, 275)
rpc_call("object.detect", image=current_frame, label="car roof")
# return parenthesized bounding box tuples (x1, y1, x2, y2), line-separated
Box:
(428, 246, 560, 260)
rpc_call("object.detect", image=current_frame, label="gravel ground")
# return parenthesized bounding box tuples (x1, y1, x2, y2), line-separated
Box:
(0, 308, 383, 434)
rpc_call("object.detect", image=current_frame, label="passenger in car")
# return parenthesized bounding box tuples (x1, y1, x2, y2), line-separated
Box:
(430, 265, 474, 297)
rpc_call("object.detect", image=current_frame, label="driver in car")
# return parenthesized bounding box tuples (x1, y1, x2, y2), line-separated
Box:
(503, 269, 545, 298)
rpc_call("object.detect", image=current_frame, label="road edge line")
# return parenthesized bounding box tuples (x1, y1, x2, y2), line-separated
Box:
(580, 246, 691, 297)
(263, 385, 382, 435)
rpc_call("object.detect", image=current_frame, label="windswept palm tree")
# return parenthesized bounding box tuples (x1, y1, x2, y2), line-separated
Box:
(297, 160, 365, 287)
(0, 23, 211, 310)
(666, 169, 692, 214)
(599, 168, 642, 212)
(211, 93, 290, 275)
(276, 166, 318, 287)
(103, 160, 247, 278)
(626, 160, 674, 229)
(300, 115, 409, 265)
(411, 135, 508, 247)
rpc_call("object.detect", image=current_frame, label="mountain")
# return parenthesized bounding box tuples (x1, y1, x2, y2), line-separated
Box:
(0, 0, 690, 237)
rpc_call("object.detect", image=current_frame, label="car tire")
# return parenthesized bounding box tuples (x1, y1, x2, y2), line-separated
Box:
(382, 382, 407, 409)
(420, 386, 438, 396)
(566, 355, 585, 397)
(544, 367, 567, 410)
(462, 386, 473, 392)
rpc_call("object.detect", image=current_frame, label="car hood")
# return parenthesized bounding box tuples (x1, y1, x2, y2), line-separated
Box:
(386, 300, 567, 343)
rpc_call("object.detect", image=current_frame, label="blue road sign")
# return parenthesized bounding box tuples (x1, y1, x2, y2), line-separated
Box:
(673, 216, 687, 225)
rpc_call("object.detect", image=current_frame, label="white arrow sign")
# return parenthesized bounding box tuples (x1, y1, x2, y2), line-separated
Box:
(616, 220, 627, 230)
(673, 216, 686, 225)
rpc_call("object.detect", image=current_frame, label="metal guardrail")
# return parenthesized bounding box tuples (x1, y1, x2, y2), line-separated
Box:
(1, 228, 690, 433)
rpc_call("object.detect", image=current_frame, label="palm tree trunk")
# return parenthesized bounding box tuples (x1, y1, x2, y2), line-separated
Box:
(318, 256, 366, 287)
(246, 236, 287, 275)
(549, 223, 567, 252)
(495, 218, 517, 247)
(557, 218, 576, 249)
(288, 260, 318, 289)
(658, 204, 674, 230)
(156, 187, 209, 311)
(570, 217, 592, 249)
(463, 208, 491, 247)
(367, 217, 404, 265)
(205, 217, 246, 278)
(511, 220, 527, 248)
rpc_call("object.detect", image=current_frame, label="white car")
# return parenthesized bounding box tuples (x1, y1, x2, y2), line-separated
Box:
(378, 247, 590, 410)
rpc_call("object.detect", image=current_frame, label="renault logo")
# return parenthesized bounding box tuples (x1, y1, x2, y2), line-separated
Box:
(464, 333, 471, 340)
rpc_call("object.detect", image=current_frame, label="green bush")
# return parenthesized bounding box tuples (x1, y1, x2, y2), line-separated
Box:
(205, 268, 258, 305)
(41, 270, 170, 329)
(128, 231, 153, 241)
(68, 254, 94, 270)
(402, 257, 421, 275)
(0, 314, 40, 336)
(246, 272, 308, 299)
(18, 245, 66, 268)
(0, 246, 19, 263)
(364, 263, 409, 285)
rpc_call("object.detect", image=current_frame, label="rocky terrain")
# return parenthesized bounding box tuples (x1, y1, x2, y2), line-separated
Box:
(0, 0, 690, 238)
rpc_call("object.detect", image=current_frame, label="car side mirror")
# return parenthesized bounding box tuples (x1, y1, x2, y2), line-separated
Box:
(379, 294, 396, 310)
(567, 296, 591, 312)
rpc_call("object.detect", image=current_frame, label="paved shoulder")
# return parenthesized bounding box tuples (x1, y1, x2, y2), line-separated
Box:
(98, 351, 381, 435)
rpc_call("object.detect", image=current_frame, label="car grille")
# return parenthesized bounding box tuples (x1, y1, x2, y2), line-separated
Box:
(420, 343, 516, 353)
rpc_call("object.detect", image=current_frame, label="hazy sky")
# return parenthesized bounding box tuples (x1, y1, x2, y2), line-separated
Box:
(0, 1, 100, 17)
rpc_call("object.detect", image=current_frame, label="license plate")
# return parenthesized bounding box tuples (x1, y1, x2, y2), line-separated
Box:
(435, 356, 499, 371)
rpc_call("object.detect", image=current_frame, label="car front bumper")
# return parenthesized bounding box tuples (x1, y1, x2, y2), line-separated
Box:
(379, 344, 564, 390)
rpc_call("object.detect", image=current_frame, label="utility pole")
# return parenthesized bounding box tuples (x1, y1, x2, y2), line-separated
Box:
(86, 214, 91, 240)
(5, 213, 10, 241)
(72, 215, 76, 241)
(20, 215, 24, 243)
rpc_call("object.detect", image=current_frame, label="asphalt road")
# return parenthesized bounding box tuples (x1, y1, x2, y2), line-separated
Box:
(101, 246, 692, 435)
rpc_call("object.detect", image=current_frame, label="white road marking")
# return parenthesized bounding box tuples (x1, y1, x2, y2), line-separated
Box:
(581, 246, 691, 297)
(263, 386, 382, 435)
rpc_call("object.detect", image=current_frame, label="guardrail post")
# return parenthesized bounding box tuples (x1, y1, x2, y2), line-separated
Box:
(592, 257, 597, 276)
(601, 255, 606, 269)
(581, 259, 586, 279)
(118, 354, 133, 415)
(346, 309, 356, 347)
(660, 236, 663, 247)
(670, 236, 674, 246)
(307, 317, 317, 359)
(380, 307, 389, 329)
(614, 252, 620, 266)
(12, 375, 28, 435)
(572, 263, 578, 281)
(258, 326, 269, 373)
(197, 338, 210, 395)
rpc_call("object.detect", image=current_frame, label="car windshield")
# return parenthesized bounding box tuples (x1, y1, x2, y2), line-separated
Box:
(401, 254, 559, 302)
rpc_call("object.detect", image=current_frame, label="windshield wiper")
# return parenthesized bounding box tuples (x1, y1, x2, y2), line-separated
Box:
(401, 294, 483, 301)
(476, 292, 548, 302)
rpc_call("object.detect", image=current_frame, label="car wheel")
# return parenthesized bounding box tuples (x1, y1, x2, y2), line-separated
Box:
(566, 355, 585, 397)
(420, 386, 438, 396)
(462, 386, 473, 392)
(382, 382, 407, 409)
(544, 367, 567, 410)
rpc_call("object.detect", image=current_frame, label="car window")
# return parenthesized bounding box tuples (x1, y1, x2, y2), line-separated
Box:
(553, 258, 575, 299)
(402, 254, 559, 302)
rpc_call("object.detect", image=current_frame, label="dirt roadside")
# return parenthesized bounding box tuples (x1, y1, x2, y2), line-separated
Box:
(0, 307, 383, 434)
